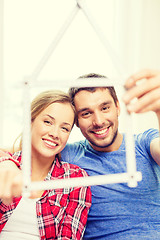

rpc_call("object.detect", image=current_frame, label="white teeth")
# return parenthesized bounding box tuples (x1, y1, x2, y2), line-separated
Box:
(44, 140, 57, 147)
(94, 128, 108, 135)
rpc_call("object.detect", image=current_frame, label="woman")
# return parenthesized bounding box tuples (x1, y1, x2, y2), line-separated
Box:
(0, 90, 91, 240)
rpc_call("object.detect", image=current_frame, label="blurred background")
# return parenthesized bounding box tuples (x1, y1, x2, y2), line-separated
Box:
(0, 0, 160, 148)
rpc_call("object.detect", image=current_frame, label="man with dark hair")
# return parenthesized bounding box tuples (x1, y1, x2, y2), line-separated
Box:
(61, 70, 160, 239)
(69, 73, 119, 107)
(1, 69, 160, 239)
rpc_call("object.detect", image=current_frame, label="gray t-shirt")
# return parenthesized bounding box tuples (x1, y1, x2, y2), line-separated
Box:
(61, 128, 160, 239)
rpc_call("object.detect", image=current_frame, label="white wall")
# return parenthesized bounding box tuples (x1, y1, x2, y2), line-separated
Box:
(1, 0, 160, 147)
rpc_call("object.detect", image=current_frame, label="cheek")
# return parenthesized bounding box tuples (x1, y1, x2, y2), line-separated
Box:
(31, 128, 39, 144)
(31, 123, 46, 141)
(107, 110, 118, 120)
(78, 118, 90, 130)
(111, 113, 119, 128)
(60, 133, 70, 147)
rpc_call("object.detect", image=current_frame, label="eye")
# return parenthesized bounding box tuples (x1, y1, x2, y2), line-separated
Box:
(81, 111, 91, 118)
(44, 120, 52, 125)
(102, 106, 110, 111)
(61, 127, 70, 132)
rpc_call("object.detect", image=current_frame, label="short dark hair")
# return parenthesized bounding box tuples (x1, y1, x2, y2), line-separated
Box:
(68, 73, 118, 106)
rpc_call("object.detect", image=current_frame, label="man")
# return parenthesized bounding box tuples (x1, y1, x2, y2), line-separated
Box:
(1, 69, 160, 239)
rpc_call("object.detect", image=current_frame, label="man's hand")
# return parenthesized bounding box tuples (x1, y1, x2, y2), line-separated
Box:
(123, 69, 160, 114)
(0, 161, 22, 205)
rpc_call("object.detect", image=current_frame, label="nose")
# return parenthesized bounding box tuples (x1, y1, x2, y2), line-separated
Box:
(92, 111, 105, 127)
(49, 125, 59, 139)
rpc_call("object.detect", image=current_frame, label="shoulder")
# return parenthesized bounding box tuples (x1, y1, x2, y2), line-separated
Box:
(134, 128, 159, 158)
(63, 140, 87, 152)
(135, 128, 159, 145)
(136, 128, 159, 138)
(61, 140, 88, 163)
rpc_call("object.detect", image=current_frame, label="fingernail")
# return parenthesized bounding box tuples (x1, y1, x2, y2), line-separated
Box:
(125, 77, 134, 89)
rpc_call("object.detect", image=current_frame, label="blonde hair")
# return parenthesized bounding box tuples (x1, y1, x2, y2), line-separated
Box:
(13, 90, 75, 152)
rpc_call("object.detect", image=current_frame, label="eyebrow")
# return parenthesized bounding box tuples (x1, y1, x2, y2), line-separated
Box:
(77, 108, 90, 114)
(77, 101, 112, 113)
(46, 114, 55, 120)
(46, 114, 72, 127)
(100, 101, 112, 107)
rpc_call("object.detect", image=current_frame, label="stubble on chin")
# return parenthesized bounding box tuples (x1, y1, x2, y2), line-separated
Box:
(89, 129, 118, 150)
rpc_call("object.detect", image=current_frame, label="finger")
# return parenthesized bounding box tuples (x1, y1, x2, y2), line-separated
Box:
(130, 69, 160, 80)
(1, 178, 22, 205)
(2, 172, 17, 199)
(136, 99, 160, 114)
(12, 174, 23, 197)
(125, 69, 160, 89)
(0, 169, 22, 205)
(0, 172, 7, 198)
(0, 170, 13, 196)
(0, 172, 14, 205)
(123, 77, 160, 104)
(126, 87, 160, 113)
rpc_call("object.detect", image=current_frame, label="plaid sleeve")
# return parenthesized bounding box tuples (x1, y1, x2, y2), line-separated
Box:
(0, 151, 21, 169)
(56, 167, 92, 240)
(57, 186, 91, 240)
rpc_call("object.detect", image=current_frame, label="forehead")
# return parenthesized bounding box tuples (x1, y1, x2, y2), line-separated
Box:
(39, 102, 74, 122)
(74, 88, 114, 110)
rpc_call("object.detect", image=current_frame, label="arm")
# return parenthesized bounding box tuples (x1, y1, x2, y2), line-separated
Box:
(150, 137, 160, 165)
(123, 69, 160, 165)
(57, 186, 91, 240)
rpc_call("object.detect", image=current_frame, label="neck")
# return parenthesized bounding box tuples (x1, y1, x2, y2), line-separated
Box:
(31, 155, 55, 181)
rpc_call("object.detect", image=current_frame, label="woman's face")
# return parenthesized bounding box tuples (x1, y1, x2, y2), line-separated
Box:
(31, 102, 74, 162)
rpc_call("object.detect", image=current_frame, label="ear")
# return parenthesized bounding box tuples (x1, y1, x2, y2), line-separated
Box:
(116, 101, 121, 116)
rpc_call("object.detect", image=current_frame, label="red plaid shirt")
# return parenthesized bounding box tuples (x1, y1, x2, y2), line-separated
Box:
(0, 152, 91, 239)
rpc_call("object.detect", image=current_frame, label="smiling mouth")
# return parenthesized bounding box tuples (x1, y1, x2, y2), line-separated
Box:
(43, 139, 58, 148)
(91, 126, 110, 137)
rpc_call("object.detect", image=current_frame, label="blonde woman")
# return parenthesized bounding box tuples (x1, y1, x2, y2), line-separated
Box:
(0, 90, 91, 240)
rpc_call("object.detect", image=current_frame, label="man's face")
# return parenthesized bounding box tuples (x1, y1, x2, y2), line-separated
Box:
(74, 88, 121, 152)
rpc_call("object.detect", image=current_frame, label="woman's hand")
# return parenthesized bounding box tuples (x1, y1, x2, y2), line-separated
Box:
(0, 161, 22, 205)
(0, 149, 11, 157)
